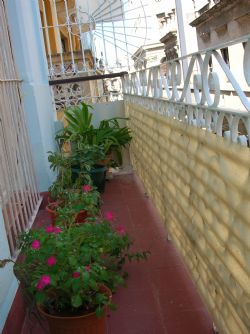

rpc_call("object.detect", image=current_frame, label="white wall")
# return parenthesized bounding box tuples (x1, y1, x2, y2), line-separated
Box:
(5, 0, 56, 192)
(91, 100, 130, 167)
(91, 100, 125, 127)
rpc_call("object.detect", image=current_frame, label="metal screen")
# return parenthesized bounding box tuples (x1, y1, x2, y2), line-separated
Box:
(38, 0, 151, 112)
(39, 0, 149, 77)
(0, 0, 41, 256)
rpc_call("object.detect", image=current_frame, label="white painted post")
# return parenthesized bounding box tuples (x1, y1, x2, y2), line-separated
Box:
(175, 0, 198, 103)
(175, 0, 198, 55)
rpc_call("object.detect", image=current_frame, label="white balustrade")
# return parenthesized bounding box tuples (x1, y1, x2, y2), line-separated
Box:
(122, 35, 250, 147)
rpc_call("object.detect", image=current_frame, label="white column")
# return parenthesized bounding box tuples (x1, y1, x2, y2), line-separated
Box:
(175, 0, 198, 103)
(5, 0, 56, 191)
(175, 0, 198, 56)
(0, 209, 18, 332)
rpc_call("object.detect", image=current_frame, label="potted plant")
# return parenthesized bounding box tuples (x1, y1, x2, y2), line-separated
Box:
(71, 144, 107, 193)
(7, 224, 115, 334)
(55, 184, 101, 225)
(0, 218, 147, 334)
(97, 117, 132, 166)
(47, 148, 94, 201)
(56, 102, 132, 191)
(1, 218, 149, 334)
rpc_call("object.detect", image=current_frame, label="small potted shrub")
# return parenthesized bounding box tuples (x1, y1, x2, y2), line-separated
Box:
(55, 184, 101, 225)
(47, 148, 94, 201)
(47, 147, 101, 221)
(71, 144, 107, 193)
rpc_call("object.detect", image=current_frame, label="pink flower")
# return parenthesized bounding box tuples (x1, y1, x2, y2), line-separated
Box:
(36, 275, 51, 291)
(82, 185, 92, 193)
(36, 280, 45, 291)
(85, 265, 91, 272)
(47, 256, 57, 266)
(31, 240, 40, 250)
(45, 225, 54, 233)
(104, 211, 114, 221)
(72, 271, 81, 278)
(53, 227, 62, 234)
(41, 275, 51, 285)
(117, 225, 126, 236)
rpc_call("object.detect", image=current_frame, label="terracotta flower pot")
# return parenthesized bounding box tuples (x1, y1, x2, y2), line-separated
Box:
(47, 195, 55, 204)
(37, 285, 111, 334)
(45, 202, 60, 224)
(75, 210, 89, 224)
(37, 305, 107, 334)
(97, 153, 112, 166)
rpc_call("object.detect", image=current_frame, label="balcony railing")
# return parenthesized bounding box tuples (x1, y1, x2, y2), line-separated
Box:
(122, 34, 250, 147)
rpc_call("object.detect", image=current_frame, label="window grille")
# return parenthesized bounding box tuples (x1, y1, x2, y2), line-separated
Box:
(0, 0, 41, 256)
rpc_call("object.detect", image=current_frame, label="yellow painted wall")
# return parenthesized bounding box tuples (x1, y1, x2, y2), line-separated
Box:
(125, 102, 250, 334)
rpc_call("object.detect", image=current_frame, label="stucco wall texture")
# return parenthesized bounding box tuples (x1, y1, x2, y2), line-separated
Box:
(125, 102, 250, 334)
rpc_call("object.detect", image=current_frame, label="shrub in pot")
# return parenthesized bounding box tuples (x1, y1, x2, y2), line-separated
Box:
(56, 102, 132, 167)
(71, 144, 107, 193)
(1, 218, 149, 334)
(47, 148, 95, 202)
(54, 184, 101, 225)
(56, 103, 132, 191)
(48, 144, 107, 194)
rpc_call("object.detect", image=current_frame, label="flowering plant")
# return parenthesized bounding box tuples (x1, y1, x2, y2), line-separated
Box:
(47, 184, 101, 225)
(1, 218, 149, 317)
(62, 184, 100, 214)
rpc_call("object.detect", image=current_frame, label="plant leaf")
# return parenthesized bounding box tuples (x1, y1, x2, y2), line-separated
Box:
(71, 294, 82, 308)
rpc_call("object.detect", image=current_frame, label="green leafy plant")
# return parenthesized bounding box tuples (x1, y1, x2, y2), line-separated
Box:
(47, 145, 105, 200)
(0, 218, 149, 317)
(56, 102, 132, 166)
(48, 151, 73, 200)
(54, 184, 101, 226)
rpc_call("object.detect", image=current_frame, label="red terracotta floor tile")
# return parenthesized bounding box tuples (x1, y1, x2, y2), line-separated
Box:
(103, 174, 214, 334)
(2, 288, 26, 334)
(122, 265, 150, 290)
(21, 309, 49, 334)
(108, 313, 166, 334)
(33, 210, 53, 229)
(150, 266, 198, 293)
(112, 286, 159, 315)
(163, 309, 213, 334)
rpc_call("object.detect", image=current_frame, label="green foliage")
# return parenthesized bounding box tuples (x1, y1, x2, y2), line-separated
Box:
(4, 219, 149, 317)
(54, 187, 101, 226)
(47, 145, 105, 200)
(57, 102, 132, 166)
(0, 101, 149, 319)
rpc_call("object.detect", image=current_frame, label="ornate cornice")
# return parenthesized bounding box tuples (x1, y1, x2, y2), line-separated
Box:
(160, 31, 177, 44)
(190, 0, 239, 27)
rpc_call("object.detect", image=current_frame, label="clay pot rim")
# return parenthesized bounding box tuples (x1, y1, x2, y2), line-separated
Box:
(37, 303, 99, 320)
(46, 200, 64, 211)
(37, 285, 112, 320)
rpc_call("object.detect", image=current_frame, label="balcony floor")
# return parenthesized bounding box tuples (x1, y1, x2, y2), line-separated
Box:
(20, 173, 213, 334)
